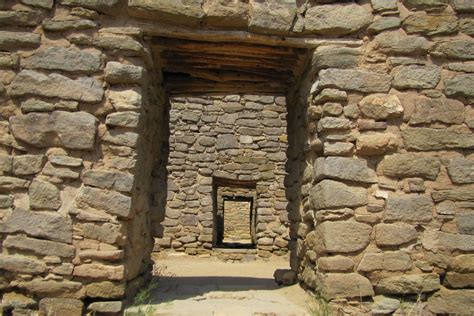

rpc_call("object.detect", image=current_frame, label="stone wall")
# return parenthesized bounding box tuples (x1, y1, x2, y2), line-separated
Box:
(0, 0, 473, 314)
(155, 96, 290, 257)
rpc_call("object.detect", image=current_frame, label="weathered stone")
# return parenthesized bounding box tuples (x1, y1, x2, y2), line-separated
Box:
(323, 142, 354, 156)
(382, 154, 440, 180)
(20, 99, 55, 113)
(450, 254, 474, 272)
(82, 170, 134, 192)
(21, 0, 54, 9)
(85, 281, 125, 298)
(0, 194, 12, 208)
(422, 230, 474, 253)
(248, 1, 295, 35)
(373, 30, 430, 55)
(314, 157, 377, 184)
(392, 65, 441, 89)
(444, 272, 474, 288)
(107, 87, 142, 111)
(22, 47, 102, 74)
(0, 155, 12, 174)
(313, 221, 372, 253)
(2, 292, 36, 309)
(368, 17, 401, 34)
(432, 187, 474, 202)
(75, 186, 132, 218)
(317, 256, 354, 272)
(87, 301, 122, 313)
(203, 0, 248, 28)
(404, 0, 448, 10)
(73, 263, 125, 280)
(29, 179, 61, 210)
(105, 112, 140, 128)
(460, 18, 474, 35)
(43, 19, 97, 31)
(0, 52, 19, 68)
(60, 0, 122, 15)
(216, 134, 238, 150)
(78, 249, 124, 261)
(12, 155, 45, 176)
(4, 235, 74, 258)
(458, 212, 474, 235)
(17, 279, 83, 298)
(451, 0, 474, 12)
(49, 156, 82, 167)
(82, 222, 124, 245)
(104, 62, 145, 84)
(403, 12, 458, 35)
(0, 176, 29, 191)
(0, 10, 43, 26)
(310, 180, 367, 210)
(375, 223, 418, 246)
(10, 70, 104, 103)
(376, 274, 440, 294)
(371, 0, 398, 12)
(92, 34, 144, 54)
(447, 158, 474, 184)
(356, 132, 399, 156)
(317, 117, 351, 131)
(402, 127, 474, 151)
(10, 111, 97, 150)
(358, 251, 412, 272)
(313, 46, 360, 69)
(428, 287, 474, 314)
(445, 74, 474, 98)
(359, 94, 403, 120)
(304, 4, 372, 36)
(313, 88, 347, 104)
(432, 39, 474, 60)
(0, 31, 40, 49)
(128, 0, 204, 26)
(317, 273, 374, 299)
(43, 162, 79, 179)
(318, 69, 391, 93)
(410, 97, 465, 125)
(39, 298, 83, 316)
(0, 208, 72, 243)
(385, 194, 434, 222)
(371, 295, 400, 315)
(0, 254, 47, 274)
(103, 130, 139, 148)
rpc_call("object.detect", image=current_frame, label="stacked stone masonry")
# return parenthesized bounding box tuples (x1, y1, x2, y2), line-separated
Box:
(0, 0, 472, 314)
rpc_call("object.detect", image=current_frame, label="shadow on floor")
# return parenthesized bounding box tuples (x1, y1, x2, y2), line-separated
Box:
(145, 275, 280, 304)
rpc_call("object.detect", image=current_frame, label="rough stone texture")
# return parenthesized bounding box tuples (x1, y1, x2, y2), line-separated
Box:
(317, 256, 354, 272)
(402, 127, 474, 150)
(104, 61, 145, 84)
(385, 194, 434, 223)
(447, 158, 474, 184)
(428, 288, 474, 314)
(304, 4, 372, 36)
(314, 157, 377, 183)
(39, 298, 83, 316)
(432, 39, 474, 60)
(313, 221, 372, 254)
(392, 65, 441, 89)
(75, 186, 132, 218)
(4, 235, 75, 258)
(356, 132, 399, 156)
(358, 251, 412, 272)
(0, 254, 47, 274)
(382, 154, 440, 180)
(317, 273, 374, 299)
(375, 223, 418, 246)
(409, 97, 465, 125)
(73, 263, 125, 280)
(373, 30, 430, 55)
(0, 31, 40, 49)
(359, 94, 403, 120)
(318, 69, 391, 93)
(376, 274, 440, 294)
(29, 179, 61, 210)
(10, 70, 104, 102)
(445, 74, 474, 98)
(9, 111, 97, 150)
(248, 1, 295, 35)
(310, 180, 367, 210)
(403, 12, 458, 35)
(128, 0, 204, 26)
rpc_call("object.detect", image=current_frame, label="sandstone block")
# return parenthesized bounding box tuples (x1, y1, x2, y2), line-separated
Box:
(82, 222, 124, 245)
(404, 0, 448, 10)
(76, 186, 132, 218)
(21, 0, 54, 9)
(313, 88, 347, 103)
(427, 287, 474, 314)
(373, 30, 430, 55)
(12, 155, 45, 176)
(10, 70, 104, 103)
(104, 62, 145, 84)
(216, 134, 238, 150)
(422, 230, 474, 253)
(376, 274, 440, 294)
(17, 279, 83, 298)
(10, 111, 97, 150)
(371, 0, 398, 12)
(29, 179, 61, 210)
(375, 223, 418, 246)
(0, 31, 40, 49)
(409, 97, 465, 125)
(458, 212, 474, 235)
(403, 12, 458, 35)
(43, 162, 80, 179)
(393, 65, 441, 89)
(87, 301, 122, 314)
(105, 111, 140, 128)
(368, 17, 401, 34)
(0, 254, 47, 274)
(451, 0, 474, 12)
(317, 117, 350, 131)
(0, 155, 12, 174)
(385, 194, 434, 223)
(371, 295, 400, 315)
(203, 0, 248, 28)
(402, 127, 474, 150)
(60, 0, 122, 15)
(447, 158, 474, 184)
(450, 254, 474, 273)
(314, 157, 377, 184)
(2, 292, 36, 309)
(313, 46, 360, 69)
(248, 0, 295, 35)
(85, 281, 125, 298)
(74, 263, 124, 280)
(0, 208, 72, 243)
(310, 179, 367, 210)
(82, 170, 134, 192)
(358, 251, 412, 272)
(359, 94, 403, 120)
(4, 234, 74, 258)
(382, 154, 440, 180)
(78, 249, 124, 261)
(445, 74, 474, 98)
(317, 273, 374, 299)
(103, 130, 139, 148)
(22, 47, 102, 74)
(356, 132, 399, 156)
(0, 194, 13, 208)
(128, 0, 204, 26)
(92, 34, 144, 54)
(432, 39, 474, 60)
(0, 176, 29, 191)
(444, 272, 474, 288)
(305, 4, 372, 36)
(49, 156, 82, 167)
(317, 256, 354, 272)
(39, 298, 83, 316)
(0, 10, 43, 27)
(313, 221, 372, 253)
(318, 69, 391, 93)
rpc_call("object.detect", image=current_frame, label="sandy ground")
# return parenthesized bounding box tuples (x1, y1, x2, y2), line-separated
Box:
(125, 252, 314, 316)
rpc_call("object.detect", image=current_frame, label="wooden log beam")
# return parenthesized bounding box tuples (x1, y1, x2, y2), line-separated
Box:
(163, 68, 291, 83)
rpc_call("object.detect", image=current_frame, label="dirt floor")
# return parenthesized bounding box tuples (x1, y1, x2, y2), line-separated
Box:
(124, 252, 314, 316)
